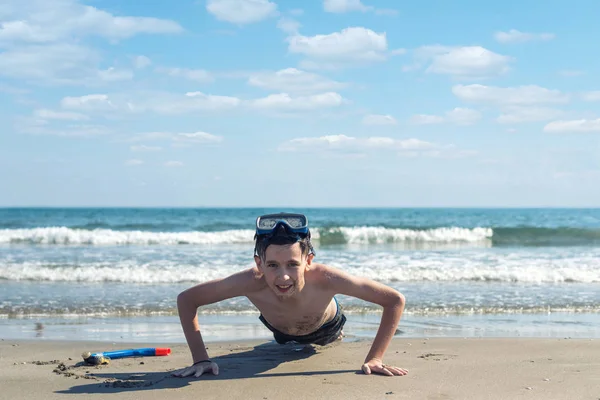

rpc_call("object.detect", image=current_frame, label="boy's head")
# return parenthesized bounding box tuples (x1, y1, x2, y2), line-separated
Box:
(253, 212, 315, 260)
(254, 223, 313, 260)
(253, 213, 315, 298)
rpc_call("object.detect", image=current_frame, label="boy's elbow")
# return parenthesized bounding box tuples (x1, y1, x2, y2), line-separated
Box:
(398, 292, 406, 307)
(177, 290, 193, 309)
(389, 291, 405, 308)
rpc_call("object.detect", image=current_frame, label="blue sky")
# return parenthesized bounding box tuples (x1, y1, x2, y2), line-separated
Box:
(1, 0, 600, 207)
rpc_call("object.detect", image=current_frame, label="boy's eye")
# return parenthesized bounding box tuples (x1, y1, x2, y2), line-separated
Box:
(268, 264, 277, 268)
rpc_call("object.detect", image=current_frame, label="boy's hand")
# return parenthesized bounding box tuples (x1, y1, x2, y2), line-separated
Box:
(362, 358, 408, 376)
(171, 360, 219, 378)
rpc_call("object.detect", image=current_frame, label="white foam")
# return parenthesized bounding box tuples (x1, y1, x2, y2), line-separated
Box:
(0, 226, 493, 246)
(0, 227, 256, 245)
(329, 250, 600, 284)
(0, 260, 243, 283)
(2, 250, 599, 283)
(322, 226, 493, 243)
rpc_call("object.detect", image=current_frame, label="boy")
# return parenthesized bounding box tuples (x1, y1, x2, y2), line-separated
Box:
(172, 212, 408, 378)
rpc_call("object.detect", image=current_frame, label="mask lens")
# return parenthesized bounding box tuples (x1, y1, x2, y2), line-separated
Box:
(257, 214, 307, 230)
(258, 218, 278, 229)
(285, 217, 305, 228)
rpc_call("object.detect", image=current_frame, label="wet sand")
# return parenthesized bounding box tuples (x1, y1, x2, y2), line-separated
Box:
(1, 337, 598, 399)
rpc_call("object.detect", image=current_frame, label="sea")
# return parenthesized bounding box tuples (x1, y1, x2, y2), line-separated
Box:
(1, 207, 599, 343)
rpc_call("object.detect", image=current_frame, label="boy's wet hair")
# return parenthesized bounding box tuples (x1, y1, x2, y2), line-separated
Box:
(255, 224, 313, 260)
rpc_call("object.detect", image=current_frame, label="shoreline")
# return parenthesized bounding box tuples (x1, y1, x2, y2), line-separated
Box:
(2, 311, 600, 344)
(1, 337, 598, 400)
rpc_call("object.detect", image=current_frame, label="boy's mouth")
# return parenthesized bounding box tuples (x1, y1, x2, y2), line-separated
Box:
(275, 284, 292, 293)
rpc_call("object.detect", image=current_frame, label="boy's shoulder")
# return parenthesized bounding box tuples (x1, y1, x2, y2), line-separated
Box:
(306, 262, 353, 287)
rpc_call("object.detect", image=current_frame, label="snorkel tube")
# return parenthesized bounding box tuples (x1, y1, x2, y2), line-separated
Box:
(82, 347, 171, 365)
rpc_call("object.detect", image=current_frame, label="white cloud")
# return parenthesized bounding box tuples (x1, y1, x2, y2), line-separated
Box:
(125, 159, 144, 166)
(0, 43, 132, 85)
(127, 132, 224, 147)
(131, 145, 162, 152)
(61, 94, 116, 111)
(496, 107, 564, 124)
(97, 67, 133, 82)
(206, 0, 278, 24)
(279, 134, 436, 154)
(0, 83, 29, 94)
(390, 48, 407, 56)
(323, 0, 372, 13)
(494, 29, 555, 44)
(581, 91, 600, 101)
(0, 1, 180, 86)
(452, 84, 570, 105)
(414, 46, 512, 78)
(362, 114, 397, 125)
(250, 92, 344, 111)
(158, 67, 214, 83)
(544, 119, 600, 133)
(133, 56, 152, 69)
(173, 132, 224, 144)
(155, 92, 240, 114)
(164, 161, 184, 167)
(59, 90, 345, 117)
(15, 116, 110, 137)
(287, 27, 389, 69)
(0, 0, 183, 43)
(247, 68, 346, 93)
(411, 108, 482, 126)
(61, 92, 241, 115)
(322, 0, 397, 15)
(277, 17, 301, 35)
(33, 109, 89, 121)
(445, 108, 482, 125)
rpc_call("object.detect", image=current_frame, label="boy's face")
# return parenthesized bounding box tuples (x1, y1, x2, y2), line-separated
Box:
(254, 242, 313, 299)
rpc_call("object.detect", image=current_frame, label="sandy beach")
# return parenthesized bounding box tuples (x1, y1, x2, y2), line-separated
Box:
(1, 337, 598, 400)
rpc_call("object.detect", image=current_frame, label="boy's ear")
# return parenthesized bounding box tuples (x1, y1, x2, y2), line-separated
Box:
(306, 253, 314, 265)
(254, 255, 262, 268)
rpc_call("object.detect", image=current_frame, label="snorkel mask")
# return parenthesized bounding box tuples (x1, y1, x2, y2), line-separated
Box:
(253, 212, 315, 257)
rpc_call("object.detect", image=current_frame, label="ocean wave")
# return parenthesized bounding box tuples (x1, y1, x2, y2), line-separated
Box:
(317, 226, 492, 244)
(2, 255, 599, 283)
(2, 225, 600, 247)
(0, 227, 256, 245)
(0, 226, 492, 246)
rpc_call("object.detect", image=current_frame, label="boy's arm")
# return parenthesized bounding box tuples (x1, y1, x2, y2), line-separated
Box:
(324, 265, 407, 376)
(176, 268, 260, 365)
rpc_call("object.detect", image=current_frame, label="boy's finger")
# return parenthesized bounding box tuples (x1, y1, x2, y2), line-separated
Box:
(194, 367, 205, 378)
(371, 365, 393, 376)
(388, 366, 407, 376)
(182, 367, 197, 377)
(211, 363, 219, 375)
